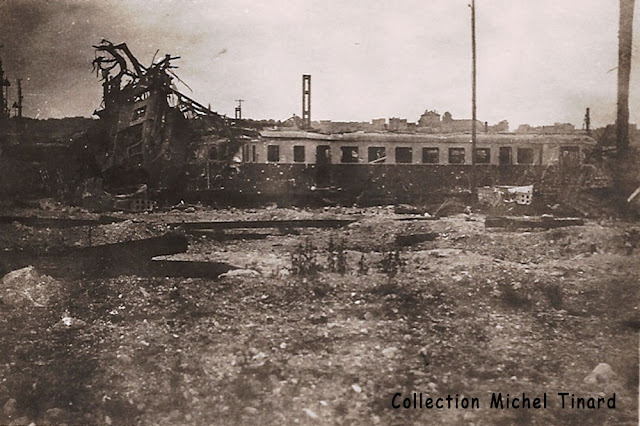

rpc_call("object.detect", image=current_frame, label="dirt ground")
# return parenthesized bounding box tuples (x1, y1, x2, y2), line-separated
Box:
(0, 202, 638, 425)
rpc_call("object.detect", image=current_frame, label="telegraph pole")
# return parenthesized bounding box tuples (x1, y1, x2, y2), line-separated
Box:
(15, 78, 23, 139)
(616, 0, 635, 155)
(16, 78, 22, 119)
(470, 0, 477, 192)
(0, 54, 8, 119)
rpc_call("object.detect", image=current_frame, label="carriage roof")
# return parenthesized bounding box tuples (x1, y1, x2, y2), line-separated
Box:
(258, 130, 597, 146)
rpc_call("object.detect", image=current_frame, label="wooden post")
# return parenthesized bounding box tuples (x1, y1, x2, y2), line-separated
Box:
(470, 0, 477, 193)
(616, 0, 635, 155)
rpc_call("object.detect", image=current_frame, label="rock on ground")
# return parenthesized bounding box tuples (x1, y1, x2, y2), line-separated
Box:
(0, 266, 62, 307)
(584, 363, 616, 384)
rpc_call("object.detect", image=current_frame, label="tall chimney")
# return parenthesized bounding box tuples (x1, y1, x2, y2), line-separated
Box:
(302, 74, 311, 129)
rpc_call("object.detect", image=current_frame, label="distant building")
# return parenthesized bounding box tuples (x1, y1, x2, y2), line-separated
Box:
(371, 118, 386, 131)
(438, 111, 483, 133)
(418, 110, 441, 128)
(313, 120, 372, 133)
(516, 122, 575, 134)
(450, 119, 484, 133)
(388, 117, 408, 132)
(282, 114, 304, 129)
(488, 120, 509, 133)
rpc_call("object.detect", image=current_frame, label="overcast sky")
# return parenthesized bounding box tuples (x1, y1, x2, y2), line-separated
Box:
(0, 0, 638, 128)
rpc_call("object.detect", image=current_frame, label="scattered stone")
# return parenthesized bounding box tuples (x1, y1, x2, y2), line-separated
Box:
(218, 269, 260, 279)
(584, 363, 615, 384)
(9, 416, 30, 425)
(0, 384, 8, 403)
(310, 313, 328, 325)
(252, 352, 267, 361)
(382, 347, 398, 358)
(302, 408, 318, 419)
(427, 249, 462, 258)
(3, 398, 17, 417)
(52, 314, 87, 332)
(1, 266, 63, 308)
(277, 268, 291, 277)
(351, 384, 362, 393)
(243, 407, 258, 415)
(44, 408, 66, 423)
(463, 412, 477, 421)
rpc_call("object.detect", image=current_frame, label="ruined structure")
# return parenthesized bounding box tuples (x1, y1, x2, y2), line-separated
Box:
(90, 40, 239, 195)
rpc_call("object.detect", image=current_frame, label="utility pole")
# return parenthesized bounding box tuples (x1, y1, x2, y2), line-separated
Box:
(16, 78, 22, 119)
(15, 78, 23, 139)
(470, 0, 477, 192)
(616, 0, 635, 155)
(235, 99, 244, 120)
(0, 54, 9, 119)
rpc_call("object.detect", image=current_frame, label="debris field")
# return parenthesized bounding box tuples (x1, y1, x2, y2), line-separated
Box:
(0, 202, 637, 425)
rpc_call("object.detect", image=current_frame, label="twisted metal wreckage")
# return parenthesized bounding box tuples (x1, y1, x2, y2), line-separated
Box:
(89, 40, 245, 199)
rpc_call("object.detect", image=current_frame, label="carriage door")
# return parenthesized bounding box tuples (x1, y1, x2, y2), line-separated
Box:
(316, 145, 331, 187)
(559, 146, 580, 169)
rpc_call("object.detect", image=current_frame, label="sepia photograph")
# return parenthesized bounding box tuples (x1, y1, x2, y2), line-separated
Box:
(0, 0, 638, 424)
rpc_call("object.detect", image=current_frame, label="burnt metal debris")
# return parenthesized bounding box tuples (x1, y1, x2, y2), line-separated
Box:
(90, 40, 240, 196)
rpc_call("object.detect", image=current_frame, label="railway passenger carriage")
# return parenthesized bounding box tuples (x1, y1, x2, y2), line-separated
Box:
(187, 130, 599, 205)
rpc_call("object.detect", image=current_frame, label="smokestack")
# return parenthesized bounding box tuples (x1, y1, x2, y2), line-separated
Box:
(302, 74, 311, 129)
(584, 107, 590, 133)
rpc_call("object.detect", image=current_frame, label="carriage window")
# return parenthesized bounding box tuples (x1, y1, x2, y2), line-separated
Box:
(475, 148, 491, 164)
(208, 146, 219, 161)
(422, 147, 439, 164)
(499, 147, 512, 165)
(293, 146, 305, 163)
(395, 147, 413, 163)
(517, 148, 535, 164)
(368, 147, 386, 163)
(132, 106, 147, 121)
(251, 145, 257, 162)
(267, 145, 280, 162)
(341, 146, 359, 163)
(448, 148, 466, 164)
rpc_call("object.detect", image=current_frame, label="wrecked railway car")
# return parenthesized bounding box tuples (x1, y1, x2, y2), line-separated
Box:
(184, 129, 604, 205)
(88, 40, 241, 196)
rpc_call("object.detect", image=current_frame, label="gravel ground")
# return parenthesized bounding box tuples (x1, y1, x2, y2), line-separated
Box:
(0, 205, 637, 425)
